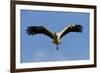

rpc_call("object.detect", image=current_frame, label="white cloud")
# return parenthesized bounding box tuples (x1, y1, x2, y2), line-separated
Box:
(33, 50, 47, 61)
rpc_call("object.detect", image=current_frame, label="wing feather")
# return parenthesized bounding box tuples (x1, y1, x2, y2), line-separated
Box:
(26, 26, 54, 39)
(59, 24, 83, 38)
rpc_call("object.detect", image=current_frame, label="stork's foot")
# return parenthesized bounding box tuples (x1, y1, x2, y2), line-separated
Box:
(56, 45, 59, 50)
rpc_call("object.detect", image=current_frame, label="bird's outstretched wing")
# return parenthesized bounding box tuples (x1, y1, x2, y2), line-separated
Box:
(26, 26, 54, 39)
(59, 24, 83, 38)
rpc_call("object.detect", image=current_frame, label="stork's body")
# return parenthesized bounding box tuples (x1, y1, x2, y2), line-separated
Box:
(52, 33, 61, 50)
(52, 33, 61, 45)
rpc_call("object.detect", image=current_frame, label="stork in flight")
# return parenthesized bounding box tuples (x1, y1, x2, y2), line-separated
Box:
(26, 24, 83, 50)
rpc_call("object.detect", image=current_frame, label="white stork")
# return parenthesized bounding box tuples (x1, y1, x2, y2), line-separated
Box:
(26, 24, 83, 50)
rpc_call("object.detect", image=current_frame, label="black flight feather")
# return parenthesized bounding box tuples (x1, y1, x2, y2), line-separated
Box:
(60, 25, 83, 38)
(26, 26, 54, 39)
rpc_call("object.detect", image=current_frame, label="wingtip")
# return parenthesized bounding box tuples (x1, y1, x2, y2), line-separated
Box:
(76, 25, 83, 32)
(26, 26, 35, 36)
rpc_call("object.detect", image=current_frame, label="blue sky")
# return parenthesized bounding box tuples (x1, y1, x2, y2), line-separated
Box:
(20, 9, 90, 63)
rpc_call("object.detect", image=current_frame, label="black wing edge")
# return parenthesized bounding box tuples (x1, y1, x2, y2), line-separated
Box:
(26, 26, 54, 39)
(26, 26, 37, 35)
(73, 25, 83, 33)
(60, 25, 83, 38)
